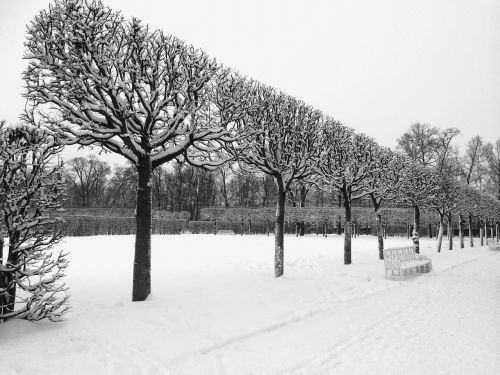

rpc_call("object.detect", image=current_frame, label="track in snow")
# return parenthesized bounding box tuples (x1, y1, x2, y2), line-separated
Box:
(167, 252, 500, 375)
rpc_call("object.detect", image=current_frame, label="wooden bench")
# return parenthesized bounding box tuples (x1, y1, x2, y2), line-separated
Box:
(383, 246, 432, 279)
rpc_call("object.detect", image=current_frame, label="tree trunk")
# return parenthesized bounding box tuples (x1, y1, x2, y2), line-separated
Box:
(436, 215, 444, 253)
(459, 214, 464, 249)
(484, 221, 488, 245)
(428, 223, 432, 238)
(220, 170, 229, 208)
(132, 158, 152, 302)
(412, 205, 420, 254)
(447, 215, 453, 250)
(480, 221, 484, 246)
(376, 212, 384, 260)
(496, 222, 499, 243)
(490, 222, 494, 241)
(343, 192, 352, 265)
(0, 236, 13, 320)
(299, 186, 306, 236)
(266, 219, 270, 236)
(274, 187, 286, 278)
(468, 214, 474, 247)
(406, 222, 410, 239)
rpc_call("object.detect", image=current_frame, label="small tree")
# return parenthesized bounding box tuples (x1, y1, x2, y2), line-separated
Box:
(0, 122, 69, 322)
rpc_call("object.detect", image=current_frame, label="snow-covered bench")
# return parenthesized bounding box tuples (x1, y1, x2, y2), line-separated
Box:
(488, 242, 500, 251)
(383, 246, 432, 279)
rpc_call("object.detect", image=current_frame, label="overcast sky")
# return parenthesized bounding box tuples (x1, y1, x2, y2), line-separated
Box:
(1, 0, 499, 162)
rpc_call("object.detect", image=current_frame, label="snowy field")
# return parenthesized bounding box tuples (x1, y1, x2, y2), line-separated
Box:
(1, 234, 499, 375)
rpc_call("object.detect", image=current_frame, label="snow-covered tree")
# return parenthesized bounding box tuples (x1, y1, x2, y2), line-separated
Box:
(484, 139, 500, 200)
(24, 0, 238, 300)
(366, 149, 407, 259)
(0, 122, 69, 322)
(318, 123, 378, 264)
(427, 174, 460, 252)
(396, 162, 438, 254)
(218, 81, 322, 277)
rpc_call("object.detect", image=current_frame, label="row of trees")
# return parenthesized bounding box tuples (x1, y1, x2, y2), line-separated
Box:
(15, 0, 500, 303)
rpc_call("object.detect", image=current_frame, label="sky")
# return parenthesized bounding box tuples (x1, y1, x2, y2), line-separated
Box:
(0, 0, 499, 163)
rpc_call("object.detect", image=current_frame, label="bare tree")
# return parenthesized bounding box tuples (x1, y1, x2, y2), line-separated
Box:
(397, 123, 440, 168)
(104, 164, 136, 207)
(461, 135, 486, 187)
(66, 155, 110, 207)
(396, 163, 438, 254)
(367, 149, 406, 259)
(484, 139, 500, 200)
(436, 127, 461, 175)
(318, 122, 378, 264)
(218, 81, 322, 277)
(0, 122, 69, 322)
(24, 0, 236, 300)
(427, 174, 460, 252)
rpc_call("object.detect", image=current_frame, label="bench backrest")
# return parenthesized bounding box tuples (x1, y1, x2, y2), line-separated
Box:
(383, 246, 417, 263)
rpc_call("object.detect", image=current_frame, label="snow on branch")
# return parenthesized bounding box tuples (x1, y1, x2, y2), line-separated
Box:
(24, 0, 240, 170)
(0, 121, 69, 322)
(218, 81, 323, 192)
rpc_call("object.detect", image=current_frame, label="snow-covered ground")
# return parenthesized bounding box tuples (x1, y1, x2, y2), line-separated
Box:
(1, 234, 499, 375)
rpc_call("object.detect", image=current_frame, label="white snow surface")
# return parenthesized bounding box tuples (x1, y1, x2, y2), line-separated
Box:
(1, 234, 499, 375)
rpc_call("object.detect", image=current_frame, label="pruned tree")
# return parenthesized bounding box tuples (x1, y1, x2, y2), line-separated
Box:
(24, 0, 238, 300)
(455, 184, 474, 248)
(427, 174, 460, 252)
(218, 81, 322, 277)
(0, 122, 69, 322)
(318, 123, 378, 264)
(396, 162, 438, 254)
(366, 148, 406, 259)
